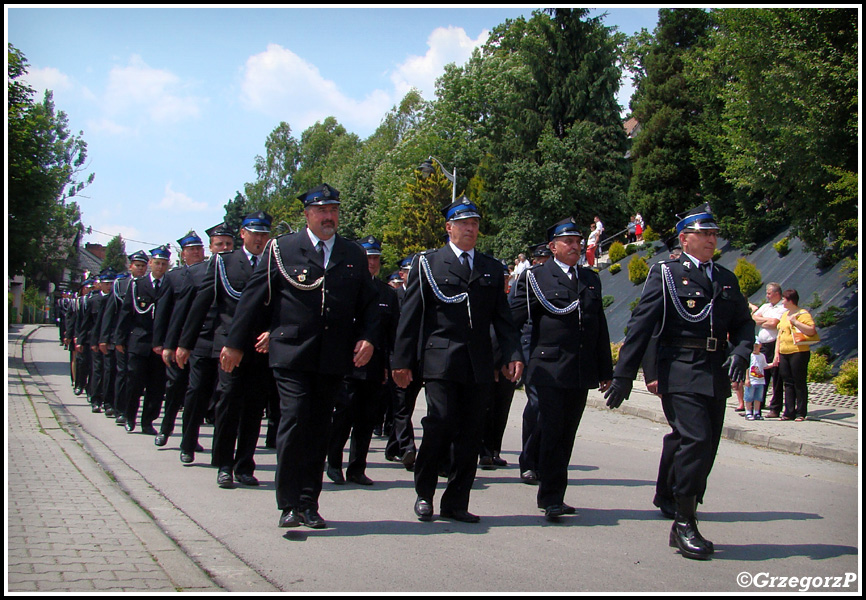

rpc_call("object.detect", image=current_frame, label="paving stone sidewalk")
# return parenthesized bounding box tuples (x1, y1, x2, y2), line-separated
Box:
(7, 328, 223, 593)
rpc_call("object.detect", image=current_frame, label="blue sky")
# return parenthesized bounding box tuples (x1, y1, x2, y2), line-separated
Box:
(7, 6, 659, 258)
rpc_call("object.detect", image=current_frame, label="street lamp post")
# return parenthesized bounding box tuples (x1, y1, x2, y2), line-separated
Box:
(419, 157, 457, 203)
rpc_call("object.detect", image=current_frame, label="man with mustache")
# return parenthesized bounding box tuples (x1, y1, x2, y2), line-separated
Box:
(222, 184, 379, 530)
(510, 217, 612, 520)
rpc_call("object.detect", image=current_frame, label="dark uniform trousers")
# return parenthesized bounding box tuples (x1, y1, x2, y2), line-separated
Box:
(392, 247, 521, 513)
(180, 353, 218, 455)
(329, 277, 398, 475)
(225, 231, 379, 514)
(415, 380, 491, 511)
(212, 355, 273, 476)
(385, 370, 422, 460)
(614, 256, 753, 506)
(125, 351, 166, 428)
(535, 386, 588, 507)
(160, 362, 189, 437)
(274, 369, 342, 510)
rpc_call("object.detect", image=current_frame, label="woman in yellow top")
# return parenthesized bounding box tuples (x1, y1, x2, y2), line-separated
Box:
(771, 289, 817, 421)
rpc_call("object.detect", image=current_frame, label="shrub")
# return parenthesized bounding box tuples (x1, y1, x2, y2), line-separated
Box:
(842, 254, 857, 287)
(602, 295, 614, 309)
(813, 345, 835, 360)
(610, 342, 623, 366)
(608, 241, 626, 264)
(807, 353, 832, 383)
(625, 243, 638, 255)
(773, 236, 790, 256)
(609, 263, 621, 275)
(833, 359, 857, 396)
(733, 258, 762, 297)
(628, 296, 641, 312)
(815, 306, 844, 328)
(806, 292, 823, 310)
(642, 225, 659, 242)
(712, 249, 722, 262)
(628, 256, 649, 285)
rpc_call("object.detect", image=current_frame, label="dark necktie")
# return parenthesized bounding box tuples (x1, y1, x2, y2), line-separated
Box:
(316, 241, 325, 268)
(459, 251, 472, 280)
(154, 278, 161, 294)
(251, 254, 258, 269)
(568, 266, 577, 281)
(700, 261, 712, 280)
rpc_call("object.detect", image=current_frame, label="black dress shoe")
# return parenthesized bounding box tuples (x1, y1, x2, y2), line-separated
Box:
(414, 497, 434, 522)
(141, 424, 158, 436)
(491, 453, 508, 467)
(440, 508, 480, 523)
(125, 421, 136, 433)
(279, 509, 300, 528)
(236, 473, 259, 486)
(91, 403, 102, 413)
(195, 443, 204, 452)
(520, 470, 539, 485)
(561, 503, 577, 515)
(544, 505, 566, 521)
(298, 508, 326, 529)
(385, 453, 400, 463)
(478, 455, 496, 470)
(217, 469, 235, 489)
(180, 451, 194, 464)
(154, 434, 168, 447)
(401, 450, 416, 470)
(104, 407, 116, 418)
(347, 473, 373, 486)
(115, 415, 127, 426)
(326, 465, 345, 485)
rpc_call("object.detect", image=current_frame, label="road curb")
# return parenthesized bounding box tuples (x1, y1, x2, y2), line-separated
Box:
(17, 325, 281, 593)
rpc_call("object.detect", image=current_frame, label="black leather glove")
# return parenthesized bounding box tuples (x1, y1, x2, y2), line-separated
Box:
(604, 377, 633, 409)
(723, 354, 748, 383)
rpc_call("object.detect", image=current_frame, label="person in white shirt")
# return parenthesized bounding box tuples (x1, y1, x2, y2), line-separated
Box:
(750, 283, 785, 417)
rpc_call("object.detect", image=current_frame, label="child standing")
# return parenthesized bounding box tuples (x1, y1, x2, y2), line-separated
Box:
(745, 341, 769, 420)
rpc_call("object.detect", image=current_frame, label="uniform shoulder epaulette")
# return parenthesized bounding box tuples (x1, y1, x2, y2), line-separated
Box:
(528, 263, 543, 271)
(419, 248, 436, 256)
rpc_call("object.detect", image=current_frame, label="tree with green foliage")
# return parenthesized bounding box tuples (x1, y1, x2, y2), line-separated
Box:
(628, 8, 713, 237)
(380, 163, 452, 272)
(8, 43, 93, 285)
(688, 8, 858, 257)
(101, 235, 127, 273)
(243, 121, 303, 229)
(223, 191, 248, 242)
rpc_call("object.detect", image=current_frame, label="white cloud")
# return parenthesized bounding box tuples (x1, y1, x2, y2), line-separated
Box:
(239, 27, 487, 135)
(391, 26, 489, 100)
(104, 55, 202, 125)
(23, 66, 73, 98)
(240, 44, 391, 134)
(153, 182, 208, 212)
(86, 117, 133, 136)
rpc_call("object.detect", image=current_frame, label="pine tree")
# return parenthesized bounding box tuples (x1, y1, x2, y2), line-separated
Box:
(101, 235, 127, 273)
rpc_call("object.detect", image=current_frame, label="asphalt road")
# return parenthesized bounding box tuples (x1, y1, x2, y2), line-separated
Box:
(23, 325, 861, 593)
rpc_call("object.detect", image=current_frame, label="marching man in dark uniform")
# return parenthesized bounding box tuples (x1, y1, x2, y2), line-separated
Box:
(153, 230, 206, 448)
(392, 196, 523, 524)
(174, 223, 235, 464)
(326, 235, 399, 486)
(604, 204, 752, 560)
(511, 218, 613, 520)
(222, 184, 379, 530)
(87, 268, 118, 413)
(102, 252, 147, 423)
(116, 245, 171, 434)
(179, 212, 274, 489)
